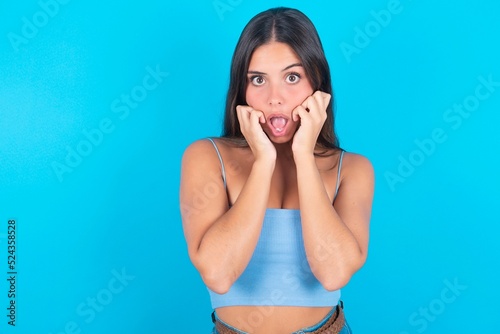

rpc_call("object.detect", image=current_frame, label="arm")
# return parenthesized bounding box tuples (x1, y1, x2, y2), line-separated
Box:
(291, 91, 374, 290)
(295, 152, 374, 291)
(180, 107, 276, 294)
(180, 140, 274, 294)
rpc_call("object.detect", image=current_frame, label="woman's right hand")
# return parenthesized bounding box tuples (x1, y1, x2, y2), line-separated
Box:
(236, 105, 276, 162)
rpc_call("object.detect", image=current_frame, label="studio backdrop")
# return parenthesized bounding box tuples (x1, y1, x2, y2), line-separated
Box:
(1, 0, 499, 333)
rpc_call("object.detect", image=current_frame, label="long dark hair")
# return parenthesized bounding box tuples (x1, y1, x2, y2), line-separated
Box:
(222, 7, 340, 151)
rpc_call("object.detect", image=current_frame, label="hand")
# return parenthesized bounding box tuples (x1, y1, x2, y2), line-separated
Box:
(291, 91, 331, 156)
(236, 105, 276, 162)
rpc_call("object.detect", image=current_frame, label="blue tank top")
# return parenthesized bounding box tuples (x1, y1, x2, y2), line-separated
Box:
(206, 138, 345, 308)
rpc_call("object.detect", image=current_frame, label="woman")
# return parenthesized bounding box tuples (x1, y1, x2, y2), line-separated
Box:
(180, 7, 374, 334)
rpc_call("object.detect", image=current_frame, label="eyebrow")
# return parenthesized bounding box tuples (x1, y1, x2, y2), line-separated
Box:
(247, 63, 303, 75)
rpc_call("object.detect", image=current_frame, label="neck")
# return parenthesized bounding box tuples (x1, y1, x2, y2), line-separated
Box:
(274, 142, 295, 163)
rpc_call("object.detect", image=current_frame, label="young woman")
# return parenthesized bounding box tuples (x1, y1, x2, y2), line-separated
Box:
(180, 7, 374, 334)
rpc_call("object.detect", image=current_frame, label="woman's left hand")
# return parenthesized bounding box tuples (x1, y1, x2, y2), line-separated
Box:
(291, 90, 331, 156)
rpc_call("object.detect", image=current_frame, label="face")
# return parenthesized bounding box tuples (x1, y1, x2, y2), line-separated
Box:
(245, 41, 314, 143)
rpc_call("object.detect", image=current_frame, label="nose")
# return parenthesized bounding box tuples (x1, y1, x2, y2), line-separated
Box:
(267, 83, 283, 106)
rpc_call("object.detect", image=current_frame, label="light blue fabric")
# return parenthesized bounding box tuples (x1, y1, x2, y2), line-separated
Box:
(206, 138, 345, 308)
(208, 208, 341, 307)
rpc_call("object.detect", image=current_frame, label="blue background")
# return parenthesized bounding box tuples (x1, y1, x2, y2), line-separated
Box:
(1, 0, 499, 333)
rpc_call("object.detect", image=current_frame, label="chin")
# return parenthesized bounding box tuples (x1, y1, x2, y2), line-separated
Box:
(264, 127, 297, 145)
(269, 136, 293, 144)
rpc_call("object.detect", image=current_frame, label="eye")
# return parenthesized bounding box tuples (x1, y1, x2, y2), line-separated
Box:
(250, 75, 265, 86)
(286, 73, 301, 84)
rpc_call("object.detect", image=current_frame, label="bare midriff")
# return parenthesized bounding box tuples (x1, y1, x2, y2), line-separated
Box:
(216, 305, 333, 334)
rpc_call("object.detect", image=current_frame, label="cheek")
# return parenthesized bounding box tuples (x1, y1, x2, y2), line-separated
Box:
(245, 87, 261, 108)
(287, 84, 314, 106)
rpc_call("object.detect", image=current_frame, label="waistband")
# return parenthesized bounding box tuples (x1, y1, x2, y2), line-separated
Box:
(212, 301, 345, 334)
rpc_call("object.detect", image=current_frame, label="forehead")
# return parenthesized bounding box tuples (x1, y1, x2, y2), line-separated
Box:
(248, 42, 301, 70)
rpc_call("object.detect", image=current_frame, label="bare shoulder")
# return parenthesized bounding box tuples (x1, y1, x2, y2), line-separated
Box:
(335, 151, 374, 220)
(182, 138, 225, 167)
(340, 151, 375, 184)
(183, 138, 214, 158)
(183, 137, 240, 156)
(180, 138, 229, 209)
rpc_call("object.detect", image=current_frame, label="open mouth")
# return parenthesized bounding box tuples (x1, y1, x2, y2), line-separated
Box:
(269, 116, 288, 133)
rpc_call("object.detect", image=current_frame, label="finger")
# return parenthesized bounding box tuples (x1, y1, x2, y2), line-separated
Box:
(292, 105, 309, 122)
(236, 106, 254, 133)
(292, 105, 301, 121)
(309, 91, 329, 120)
(237, 105, 253, 122)
(236, 105, 253, 116)
(301, 95, 313, 111)
(255, 110, 266, 124)
(316, 91, 331, 109)
(302, 95, 320, 118)
(322, 92, 331, 106)
(292, 111, 297, 122)
(260, 114, 266, 124)
(250, 110, 266, 125)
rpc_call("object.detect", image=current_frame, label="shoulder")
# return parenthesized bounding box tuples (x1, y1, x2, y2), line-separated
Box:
(183, 138, 217, 155)
(181, 138, 221, 169)
(335, 151, 374, 210)
(182, 137, 244, 167)
(184, 136, 251, 161)
(341, 151, 373, 172)
(340, 151, 375, 184)
(183, 136, 235, 155)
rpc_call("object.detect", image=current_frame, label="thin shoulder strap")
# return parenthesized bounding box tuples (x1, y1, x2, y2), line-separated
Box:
(333, 150, 345, 201)
(206, 138, 227, 189)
